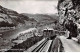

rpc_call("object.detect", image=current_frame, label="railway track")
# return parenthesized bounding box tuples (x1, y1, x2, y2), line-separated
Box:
(26, 38, 53, 52)
(38, 40, 52, 52)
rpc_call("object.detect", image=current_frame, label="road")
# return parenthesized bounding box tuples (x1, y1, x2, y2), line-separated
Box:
(59, 36, 80, 52)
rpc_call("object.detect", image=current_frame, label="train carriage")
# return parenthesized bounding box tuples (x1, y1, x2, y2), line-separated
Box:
(42, 28, 56, 40)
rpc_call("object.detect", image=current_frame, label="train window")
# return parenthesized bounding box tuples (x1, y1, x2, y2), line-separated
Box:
(43, 28, 56, 37)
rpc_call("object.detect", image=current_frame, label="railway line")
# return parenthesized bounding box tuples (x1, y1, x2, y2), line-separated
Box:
(25, 28, 61, 52)
(26, 38, 53, 52)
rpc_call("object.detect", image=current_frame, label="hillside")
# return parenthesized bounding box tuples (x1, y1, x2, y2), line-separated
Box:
(48, 14, 59, 21)
(0, 5, 58, 28)
(22, 13, 58, 26)
(0, 5, 32, 27)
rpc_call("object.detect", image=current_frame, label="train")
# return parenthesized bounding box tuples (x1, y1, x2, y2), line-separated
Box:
(18, 27, 57, 40)
(42, 28, 56, 40)
(12, 27, 57, 44)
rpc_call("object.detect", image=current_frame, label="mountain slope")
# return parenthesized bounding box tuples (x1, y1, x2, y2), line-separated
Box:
(22, 13, 58, 25)
(0, 5, 58, 28)
(0, 5, 30, 27)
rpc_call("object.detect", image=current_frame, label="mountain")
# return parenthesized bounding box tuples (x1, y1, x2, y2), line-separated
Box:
(48, 14, 59, 21)
(0, 5, 32, 27)
(0, 5, 58, 28)
(22, 13, 58, 26)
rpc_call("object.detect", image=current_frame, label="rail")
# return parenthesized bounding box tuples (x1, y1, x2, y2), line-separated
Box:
(25, 38, 53, 52)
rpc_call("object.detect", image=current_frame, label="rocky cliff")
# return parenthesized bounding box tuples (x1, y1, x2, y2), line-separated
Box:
(58, 0, 80, 24)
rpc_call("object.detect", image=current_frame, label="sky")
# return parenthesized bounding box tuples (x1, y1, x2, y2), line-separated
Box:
(0, 0, 58, 14)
